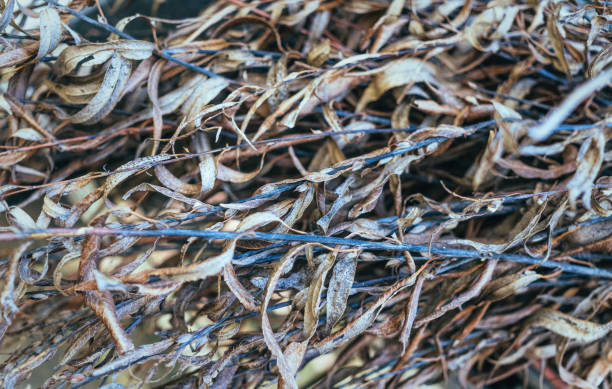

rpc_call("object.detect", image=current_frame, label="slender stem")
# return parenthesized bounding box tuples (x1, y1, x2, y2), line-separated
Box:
(5, 227, 612, 278)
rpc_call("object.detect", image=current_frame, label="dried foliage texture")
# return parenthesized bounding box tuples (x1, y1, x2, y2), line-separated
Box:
(1, 0, 612, 388)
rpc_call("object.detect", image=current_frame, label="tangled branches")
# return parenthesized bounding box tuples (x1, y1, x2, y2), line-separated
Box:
(0, 0, 611, 388)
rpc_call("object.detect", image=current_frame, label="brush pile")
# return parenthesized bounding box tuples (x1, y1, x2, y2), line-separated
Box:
(0, 0, 611, 388)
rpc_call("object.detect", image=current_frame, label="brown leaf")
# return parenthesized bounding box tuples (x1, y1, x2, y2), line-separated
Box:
(399, 269, 427, 353)
(315, 267, 423, 354)
(154, 164, 201, 195)
(472, 130, 503, 190)
(55, 40, 154, 76)
(587, 43, 612, 78)
(119, 240, 237, 284)
(223, 262, 257, 311)
(80, 234, 135, 354)
(529, 309, 612, 343)
(123, 182, 212, 212)
(0, 243, 31, 342)
(415, 259, 497, 326)
(104, 154, 171, 200)
(483, 270, 541, 302)
(147, 59, 165, 155)
(497, 156, 575, 179)
(37, 7, 62, 60)
(567, 130, 605, 209)
(70, 52, 131, 124)
(261, 245, 307, 389)
(304, 252, 336, 337)
(0, 44, 36, 68)
(356, 58, 435, 111)
(325, 252, 357, 333)
(547, 3, 571, 78)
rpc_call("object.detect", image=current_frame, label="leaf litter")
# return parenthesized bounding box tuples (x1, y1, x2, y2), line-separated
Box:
(0, 0, 611, 388)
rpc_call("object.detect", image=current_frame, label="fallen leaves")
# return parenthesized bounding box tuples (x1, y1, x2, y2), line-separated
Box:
(0, 1, 611, 388)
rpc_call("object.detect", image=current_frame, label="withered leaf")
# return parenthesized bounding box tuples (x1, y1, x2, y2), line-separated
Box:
(357, 58, 435, 111)
(104, 154, 171, 200)
(0, 243, 31, 342)
(0, 0, 15, 32)
(547, 3, 571, 77)
(315, 269, 421, 354)
(304, 252, 335, 337)
(55, 40, 154, 76)
(261, 245, 306, 389)
(567, 130, 605, 209)
(326, 253, 357, 332)
(1, 2, 611, 387)
(37, 7, 62, 60)
(529, 309, 612, 343)
(71, 52, 131, 124)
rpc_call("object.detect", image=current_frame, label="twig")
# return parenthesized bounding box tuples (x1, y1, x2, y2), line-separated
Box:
(4, 227, 611, 278)
(529, 66, 612, 140)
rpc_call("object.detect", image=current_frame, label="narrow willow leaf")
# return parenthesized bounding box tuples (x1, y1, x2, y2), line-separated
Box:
(45, 77, 104, 105)
(10, 128, 43, 141)
(0, 45, 35, 68)
(71, 52, 131, 124)
(53, 251, 80, 295)
(0, 0, 15, 32)
(357, 58, 434, 111)
(147, 59, 164, 155)
(123, 240, 237, 283)
(547, 3, 570, 77)
(567, 131, 605, 210)
(55, 40, 154, 76)
(8, 207, 37, 230)
(154, 164, 200, 195)
(529, 309, 612, 343)
(199, 157, 216, 195)
(399, 270, 427, 353)
(123, 182, 211, 212)
(326, 253, 357, 332)
(587, 43, 612, 78)
(223, 262, 257, 311)
(316, 268, 421, 354)
(80, 235, 135, 354)
(37, 7, 62, 59)
(0, 243, 32, 342)
(43, 195, 70, 220)
(3, 346, 55, 389)
(217, 160, 263, 183)
(90, 339, 174, 378)
(261, 245, 306, 389)
(304, 252, 336, 337)
(483, 271, 541, 302)
(104, 155, 171, 200)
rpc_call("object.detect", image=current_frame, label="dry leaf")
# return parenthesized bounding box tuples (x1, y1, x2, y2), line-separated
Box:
(37, 7, 62, 60)
(529, 309, 612, 343)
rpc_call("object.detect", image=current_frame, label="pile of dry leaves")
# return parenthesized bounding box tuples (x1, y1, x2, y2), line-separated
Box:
(0, 0, 611, 388)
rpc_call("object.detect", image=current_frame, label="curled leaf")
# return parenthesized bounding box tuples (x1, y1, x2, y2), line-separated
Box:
(55, 40, 154, 76)
(71, 52, 131, 124)
(529, 309, 612, 343)
(37, 7, 62, 60)
(326, 252, 357, 332)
